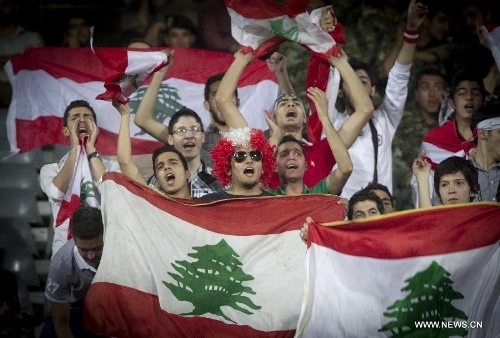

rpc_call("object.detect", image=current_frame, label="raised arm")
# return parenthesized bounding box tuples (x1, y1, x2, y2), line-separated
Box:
(329, 49, 374, 148)
(114, 100, 147, 185)
(215, 49, 253, 129)
(308, 87, 353, 195)
(267, 52, 295, 95)
(133, 50, 174, 144)
(412, 150, 432, 208)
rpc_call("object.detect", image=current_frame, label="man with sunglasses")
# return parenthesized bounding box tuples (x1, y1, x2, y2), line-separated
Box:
(42, 206, 104, 338)
(215, 48, 373, 191)
(199, 127, 276, 200)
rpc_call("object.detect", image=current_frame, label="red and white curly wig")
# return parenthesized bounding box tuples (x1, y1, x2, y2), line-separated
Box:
(210, 127, 276, 188)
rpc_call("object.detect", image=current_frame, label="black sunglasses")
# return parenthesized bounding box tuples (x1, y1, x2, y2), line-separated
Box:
(233, 150, 263, 163)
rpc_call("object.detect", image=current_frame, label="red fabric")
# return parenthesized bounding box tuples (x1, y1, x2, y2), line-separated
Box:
(422, 119, 475, 168)
(224, 0, 308, 20)
(85, 283, 296, 338)
(105, 172, 345, 232)
(309, 203, 500, 258)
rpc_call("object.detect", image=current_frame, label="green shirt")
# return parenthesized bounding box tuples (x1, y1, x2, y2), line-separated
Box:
(268, 179, 328, 195)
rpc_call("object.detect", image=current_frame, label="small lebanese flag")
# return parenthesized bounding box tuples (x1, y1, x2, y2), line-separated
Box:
(296, 203, 500, 337)
(5, 47, 278, 155)
(53, 138, 99, 256)
(84, 172, 345, 337)
(480, 24, 500, 71)
(94, 48, 169, 104)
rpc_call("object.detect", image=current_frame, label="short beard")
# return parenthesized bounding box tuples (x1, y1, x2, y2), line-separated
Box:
(210, 109, 226, 126)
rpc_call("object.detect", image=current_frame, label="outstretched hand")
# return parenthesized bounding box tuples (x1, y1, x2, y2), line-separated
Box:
(319, 5, 336, 32)
(112, 99, 130, 116)
(307, 87, 328, 120)
(266, 52, 288, 76)
(412, 150, 431, 178)
(407, 0, 428, 30)
(300, 216, 313, 244)
(234, 48, 254, 65)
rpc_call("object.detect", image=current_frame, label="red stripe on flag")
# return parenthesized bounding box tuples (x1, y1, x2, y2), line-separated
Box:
(15, 118, 163, 155)
(224, 0, 308, 20)
(310, 203, 500, 258)
(85, 282, 295, 338)
(104, 172, 345, 235)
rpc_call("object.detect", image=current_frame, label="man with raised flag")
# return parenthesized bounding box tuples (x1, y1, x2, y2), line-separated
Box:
(215, 46, 372, 191)
(40, 100, 120, 257)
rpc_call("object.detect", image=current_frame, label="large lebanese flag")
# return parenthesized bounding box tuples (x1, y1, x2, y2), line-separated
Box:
(84, 172, 345, 337)
(5, 47, 278, 155)
(296, 203, 500, 337)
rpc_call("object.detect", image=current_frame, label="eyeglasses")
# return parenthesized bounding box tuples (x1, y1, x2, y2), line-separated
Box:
(172, 126, 203, 136)
(233, 150, 263, 163)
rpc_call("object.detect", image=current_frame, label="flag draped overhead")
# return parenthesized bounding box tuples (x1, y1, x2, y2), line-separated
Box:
(84, 172, 344, 338)
(296, 203, 500, 337)
(5, 47, 278, 155)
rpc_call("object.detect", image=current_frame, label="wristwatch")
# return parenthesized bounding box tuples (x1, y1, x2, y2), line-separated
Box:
(87, 151, 101, 161)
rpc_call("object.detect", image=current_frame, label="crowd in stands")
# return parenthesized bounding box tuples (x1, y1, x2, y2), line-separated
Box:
(1, 0, 499, 336)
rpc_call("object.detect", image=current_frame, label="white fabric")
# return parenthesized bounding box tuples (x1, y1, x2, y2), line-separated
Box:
(331, 61, 410, 199)
(297, 241, 500, 338)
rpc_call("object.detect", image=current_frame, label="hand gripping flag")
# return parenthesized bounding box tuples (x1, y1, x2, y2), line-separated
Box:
(83, 172, 345, 338)
(296, 203, 500, 337)
(94, 48, 169, 104)
(5, 47, 277, 155)
(224, 0, 345, 143)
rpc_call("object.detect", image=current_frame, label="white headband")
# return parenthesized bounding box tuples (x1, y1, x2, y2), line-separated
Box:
(477, 117, 500, 130)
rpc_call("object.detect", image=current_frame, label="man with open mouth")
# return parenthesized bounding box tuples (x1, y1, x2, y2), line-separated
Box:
(114, 100, 191, 200)
(40, 100, 120, 257)
(133, 50, 223, 198)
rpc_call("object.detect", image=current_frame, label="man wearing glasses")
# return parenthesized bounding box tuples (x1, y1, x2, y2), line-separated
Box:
(42, 206, 104, 338)
(144, 107, 223, 198)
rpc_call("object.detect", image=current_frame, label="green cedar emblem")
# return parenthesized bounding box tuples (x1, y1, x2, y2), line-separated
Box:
(379, 261, 468, 337)
(128, 83, 184, 136)
(163, 239, 261, 323)
(79, 178, 95, 207)
(269, 18, 299, 42)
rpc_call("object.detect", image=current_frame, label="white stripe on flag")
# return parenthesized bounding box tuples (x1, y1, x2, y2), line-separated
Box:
(297, 242, 500, 337)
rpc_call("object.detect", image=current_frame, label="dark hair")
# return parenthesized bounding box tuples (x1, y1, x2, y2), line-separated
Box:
(204, 73, 239, 102)
(275, 134, 306, 157)
(152, 145, 188, 171)
(470, 102, 500, 130)
(364, 182, 394, 207)
(346, 57, 376, 87)
(167, 107, 204, 135)
(433, 156, 478, 202)
(448, 68, 487, 100)
(415, 67, 447, 87)
(347, 189, 385, 220)
(63, 100, 97, 127)
(72, 206, 103, 240)
(164, 14, 197, 35)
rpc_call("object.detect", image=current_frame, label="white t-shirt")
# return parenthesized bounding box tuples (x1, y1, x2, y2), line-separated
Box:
(331, 61, 410, 199)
